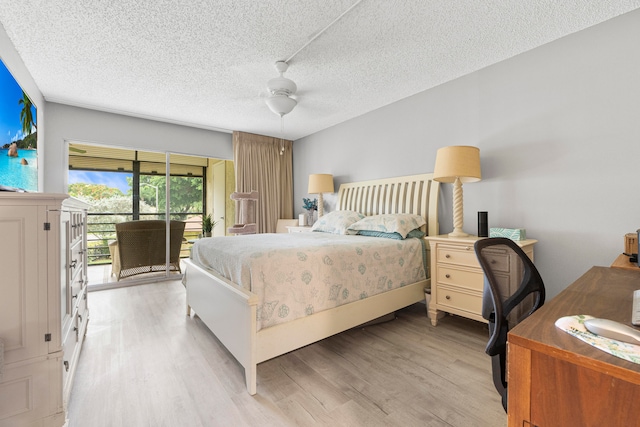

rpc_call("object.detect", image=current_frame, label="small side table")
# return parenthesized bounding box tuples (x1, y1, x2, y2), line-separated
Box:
(611, 253, 640, 271)
(425, 234, 537, 326)
(287, 225, 313, 233)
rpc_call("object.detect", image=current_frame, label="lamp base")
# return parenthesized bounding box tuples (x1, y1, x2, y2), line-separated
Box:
(448, 177, 468, 238)
(318, 193, 324, 217)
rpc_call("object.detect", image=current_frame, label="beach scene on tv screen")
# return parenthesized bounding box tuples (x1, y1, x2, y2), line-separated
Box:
(0, 59, 37, 191)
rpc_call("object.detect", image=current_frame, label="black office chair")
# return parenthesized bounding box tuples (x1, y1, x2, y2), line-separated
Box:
(474, 237, 546, 412)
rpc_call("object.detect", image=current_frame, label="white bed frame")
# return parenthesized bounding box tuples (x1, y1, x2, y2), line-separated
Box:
(183, 173, 439, 394)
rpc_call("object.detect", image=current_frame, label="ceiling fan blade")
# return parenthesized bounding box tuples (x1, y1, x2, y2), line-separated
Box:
(69, 145, 87, 154)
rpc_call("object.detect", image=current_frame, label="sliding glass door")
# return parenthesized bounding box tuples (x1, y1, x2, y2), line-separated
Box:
(68, 143, 230, 289)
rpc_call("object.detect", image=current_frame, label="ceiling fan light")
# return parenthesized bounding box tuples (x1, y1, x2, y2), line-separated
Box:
(267, 76, 297, 96)
(266, 94, 297, 116)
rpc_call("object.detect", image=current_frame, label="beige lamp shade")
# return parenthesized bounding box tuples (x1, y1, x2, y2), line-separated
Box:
(433, 146, 482, 183)
(308, 174, 334, 218)
(308, 174, 334, 194)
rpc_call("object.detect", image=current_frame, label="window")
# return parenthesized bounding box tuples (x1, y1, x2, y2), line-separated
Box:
(68, 143, 224, 287)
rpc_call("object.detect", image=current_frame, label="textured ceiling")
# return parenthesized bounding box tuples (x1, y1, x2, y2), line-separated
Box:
(0, 1, 638, 141)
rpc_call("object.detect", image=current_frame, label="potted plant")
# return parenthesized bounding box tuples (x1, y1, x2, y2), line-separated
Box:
(302, 198, 317, 226)
(202, 214, 214, 237)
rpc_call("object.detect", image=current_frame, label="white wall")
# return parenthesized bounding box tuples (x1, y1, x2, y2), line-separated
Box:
(43, 103, 232, 192)
(293, 9, 640, 298)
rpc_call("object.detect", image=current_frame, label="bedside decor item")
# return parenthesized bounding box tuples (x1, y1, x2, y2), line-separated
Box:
(490, 227, 527, 241)
(302, 197, 317, 225)
(478, 211, 488, 237)
(433, 146, 481, 237)
(308, 174, 334, 217)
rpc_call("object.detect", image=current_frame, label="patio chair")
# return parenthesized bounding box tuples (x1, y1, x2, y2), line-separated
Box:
(109, 220, 185, 280)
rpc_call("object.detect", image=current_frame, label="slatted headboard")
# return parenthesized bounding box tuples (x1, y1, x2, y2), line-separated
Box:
(336, 173, 440, 236)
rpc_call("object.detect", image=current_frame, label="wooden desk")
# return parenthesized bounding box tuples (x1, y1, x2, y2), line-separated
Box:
(507, 267, 640, 427)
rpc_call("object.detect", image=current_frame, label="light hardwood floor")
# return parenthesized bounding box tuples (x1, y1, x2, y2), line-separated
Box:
(68, 280, 506, 427)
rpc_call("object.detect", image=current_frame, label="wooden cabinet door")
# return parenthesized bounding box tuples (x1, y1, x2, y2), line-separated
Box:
(0, 204, 48, 363)
(530, 352, 640, 426)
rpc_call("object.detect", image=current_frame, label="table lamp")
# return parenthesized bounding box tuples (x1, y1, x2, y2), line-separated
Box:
(308, 174, 334, 218)
(433, 146, 481, 237)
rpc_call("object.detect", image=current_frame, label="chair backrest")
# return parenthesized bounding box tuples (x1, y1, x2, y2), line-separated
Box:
(474, 237, 545, 411)
(115, 220, 186, 268)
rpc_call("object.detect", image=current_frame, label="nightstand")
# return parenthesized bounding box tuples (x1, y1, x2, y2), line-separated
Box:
(286, 225, 313, 233)
(425, 235, 537, 326)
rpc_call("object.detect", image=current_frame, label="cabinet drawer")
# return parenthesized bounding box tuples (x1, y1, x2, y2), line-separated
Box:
(70, 240, 84, 281)
(77, 289, 88, 329)
(70, 211, 85, 245)
(70, 269, 84, 305)
(437, 244, 478, 268)
(436, 285, 482, 315)
(437, 266, 483, 291)
(61, 315, 78, 396)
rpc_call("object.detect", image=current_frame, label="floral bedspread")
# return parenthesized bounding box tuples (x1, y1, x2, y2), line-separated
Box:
(190, 232, 426, 331)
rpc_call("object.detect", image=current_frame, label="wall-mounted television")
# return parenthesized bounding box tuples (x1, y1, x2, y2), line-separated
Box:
(0, 59, 37, 191)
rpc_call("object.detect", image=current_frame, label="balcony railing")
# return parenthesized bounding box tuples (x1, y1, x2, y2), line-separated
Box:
(86, 212, 202, 266)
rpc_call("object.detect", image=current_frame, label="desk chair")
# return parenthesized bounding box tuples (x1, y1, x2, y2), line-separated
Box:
(474, 237, 546, 412)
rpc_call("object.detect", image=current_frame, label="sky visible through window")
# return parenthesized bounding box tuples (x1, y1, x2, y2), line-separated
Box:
(68, 170, 132, 194)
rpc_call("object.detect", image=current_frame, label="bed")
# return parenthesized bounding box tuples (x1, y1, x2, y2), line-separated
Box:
(183, 173, 439, 394)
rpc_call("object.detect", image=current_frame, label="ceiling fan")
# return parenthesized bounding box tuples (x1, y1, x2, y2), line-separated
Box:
(261, 1, 364, 120)
(265, 61, 298, 117)
(69, 144, 87, 154)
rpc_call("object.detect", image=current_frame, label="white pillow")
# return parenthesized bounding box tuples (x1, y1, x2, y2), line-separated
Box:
(348, 213, 426, 239)
(311, 210, 365, 235)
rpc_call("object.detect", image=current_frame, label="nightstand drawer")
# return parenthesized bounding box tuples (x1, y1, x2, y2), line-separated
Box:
(481, 249, 511, 273)
(287, 226, 313, 233)
(437, 266, 483, 291)
(436, 285, 482, 314)
(437, 245, 478, 268)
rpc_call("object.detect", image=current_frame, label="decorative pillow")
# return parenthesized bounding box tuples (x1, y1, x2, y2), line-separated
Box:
(348, 213, 426, 239)
(311, 210, 365, 235)
(357, 228, 426, 240)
